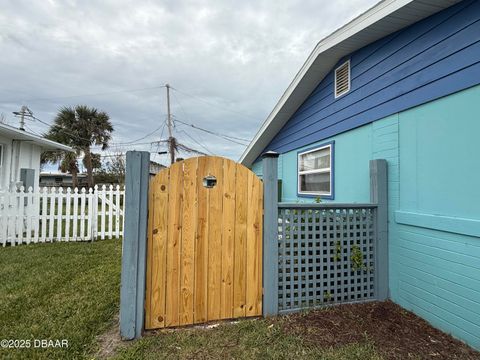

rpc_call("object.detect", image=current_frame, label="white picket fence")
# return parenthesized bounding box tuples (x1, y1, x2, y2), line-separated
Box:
(0, 185, 125, 246)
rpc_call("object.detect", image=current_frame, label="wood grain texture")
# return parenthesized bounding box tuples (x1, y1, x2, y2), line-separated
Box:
(221, 159, 236, 319)
(165, 162, 183, 327)
(246, 171, 262, 316)
(206, 157, 223, 321)
(180, 158, 197, 325)
(147, 169, 170, 329)
(233, 165, 248, 318)
(145, 157, 263, 329)
(194, 156, 209, 323)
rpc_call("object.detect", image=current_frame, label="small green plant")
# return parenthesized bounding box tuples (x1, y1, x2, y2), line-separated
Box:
(333, 240, 342, 262)
(323, 291, 332, 302)
(314, 196, 322, 203)
(351, 245, 366, 271)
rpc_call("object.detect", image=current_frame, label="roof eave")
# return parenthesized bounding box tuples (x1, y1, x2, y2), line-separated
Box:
(240, 0, 461, 167)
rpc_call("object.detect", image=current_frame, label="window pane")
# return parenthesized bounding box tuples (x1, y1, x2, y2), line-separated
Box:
(299, 147, 330, 171)
(300, 172, 330, 193)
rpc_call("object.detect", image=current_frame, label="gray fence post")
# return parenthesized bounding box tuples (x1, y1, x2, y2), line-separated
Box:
(370, 159, 388, 301)
(262, 151, 279, 316)
(120, 151, 150, 340)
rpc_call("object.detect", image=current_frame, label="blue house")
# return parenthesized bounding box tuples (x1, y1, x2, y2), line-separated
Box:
(241, 0, 480, 350)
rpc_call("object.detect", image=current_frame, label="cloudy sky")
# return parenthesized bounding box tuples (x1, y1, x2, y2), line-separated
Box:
(0, 0, 377, 166)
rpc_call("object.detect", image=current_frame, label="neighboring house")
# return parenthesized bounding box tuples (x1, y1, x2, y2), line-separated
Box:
(149, 160, 166, 177)
(242, 0, 480, 350)
(0, 122, 72, 190)
(39, 172, 89, 188)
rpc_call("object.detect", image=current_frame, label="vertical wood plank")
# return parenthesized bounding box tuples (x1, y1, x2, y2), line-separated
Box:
(115, 185, 121, 238)
(80, 188, 86, 239)
(87, 188, 93, 241)
(145, 178, 154, 329)
(0, 192, 7, 246)
(41, 187, 48, 242)
(180, 158, 197, 325)
(207, 157, 223, 321)
(101, 185, 106, 240)
(65, 188, 71, 241)
(108, 185, 114, 239)
(26, 188, 32, 244)
(221, 159, 236, 319)
(233, 166, 248, 318)
(165, 162, 183, 327)
(57, 188, 63, 241)
(246, 171, 262, 316)
(194, 157, 208, 323)
(148, 169, 170, 329)
(49, 188, 55, 241)
(72, 188, 78, 241)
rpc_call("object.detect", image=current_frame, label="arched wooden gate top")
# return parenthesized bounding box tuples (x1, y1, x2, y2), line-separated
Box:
(145, 156, 263, 329)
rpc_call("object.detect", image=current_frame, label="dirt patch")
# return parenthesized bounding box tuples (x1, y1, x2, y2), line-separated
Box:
(93, 315, 124, 359)
(281, 301, 479, 359)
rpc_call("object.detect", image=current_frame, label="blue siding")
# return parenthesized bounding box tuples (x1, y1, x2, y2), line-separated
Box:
(263, 0, 480, 155)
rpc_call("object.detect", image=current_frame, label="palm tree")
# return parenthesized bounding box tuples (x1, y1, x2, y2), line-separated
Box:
(45, 105, 113, 188)
(41, 150, 80, 187)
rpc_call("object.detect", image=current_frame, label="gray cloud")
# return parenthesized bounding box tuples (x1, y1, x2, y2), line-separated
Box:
(0, 0, 377, 163)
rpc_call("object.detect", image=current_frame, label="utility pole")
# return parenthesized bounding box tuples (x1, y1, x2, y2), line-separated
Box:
(166, 84, 175, 164)
(13, 105, 33, 131)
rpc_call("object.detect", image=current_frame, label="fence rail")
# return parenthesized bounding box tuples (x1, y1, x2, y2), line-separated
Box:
(277, 204, 377, 313)
(0, 185, 124, 246)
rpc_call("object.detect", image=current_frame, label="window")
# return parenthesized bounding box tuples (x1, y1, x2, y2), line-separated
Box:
(334, 60, 350, 98)
(298, 143, 333, 197)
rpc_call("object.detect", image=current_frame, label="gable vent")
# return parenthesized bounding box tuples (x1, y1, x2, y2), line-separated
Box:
(334, 60, 350, 98)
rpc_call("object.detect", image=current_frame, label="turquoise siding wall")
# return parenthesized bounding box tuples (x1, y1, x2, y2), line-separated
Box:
(391, 85, 480, 350)
(252, 84, 480, 350)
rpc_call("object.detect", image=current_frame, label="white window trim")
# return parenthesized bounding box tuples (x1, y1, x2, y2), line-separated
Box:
(334, 59, 351, 99)
(298, 144, 332, 196)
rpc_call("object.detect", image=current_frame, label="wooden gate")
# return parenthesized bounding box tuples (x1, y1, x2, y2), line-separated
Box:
(145, 156, 263, 329)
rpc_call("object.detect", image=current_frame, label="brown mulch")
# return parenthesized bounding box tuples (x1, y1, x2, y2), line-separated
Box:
(281, 301, 480, 360)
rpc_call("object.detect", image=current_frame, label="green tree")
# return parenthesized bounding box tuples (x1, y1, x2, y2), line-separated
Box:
(45, 105, 113, 188)
(94, 153, 125, 185)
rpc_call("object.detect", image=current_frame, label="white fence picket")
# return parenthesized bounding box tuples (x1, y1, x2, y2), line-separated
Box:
(100, 185, 106, 240)
(48, 188, 56, 242)
(65, 188, 71, 242)
(41, 188, 48, 243)
(0, 191, 7, 246)
(0, 184, 124, 246)
(33, 188, 40, 243)
(115, 185, 121, 239)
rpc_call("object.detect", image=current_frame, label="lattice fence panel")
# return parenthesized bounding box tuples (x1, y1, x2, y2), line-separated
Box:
(278, 206, 376, 313)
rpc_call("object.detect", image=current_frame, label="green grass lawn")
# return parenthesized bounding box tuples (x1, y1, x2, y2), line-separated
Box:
(113, 319, 380, 360)
(1, 240, 474, 360)
(0, 240, 121, 359)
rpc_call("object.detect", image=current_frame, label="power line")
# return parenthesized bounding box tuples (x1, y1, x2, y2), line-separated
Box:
(112, 119, 167, 146)
(177, 129, 214, 155)
(174, 118, 250, 146)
